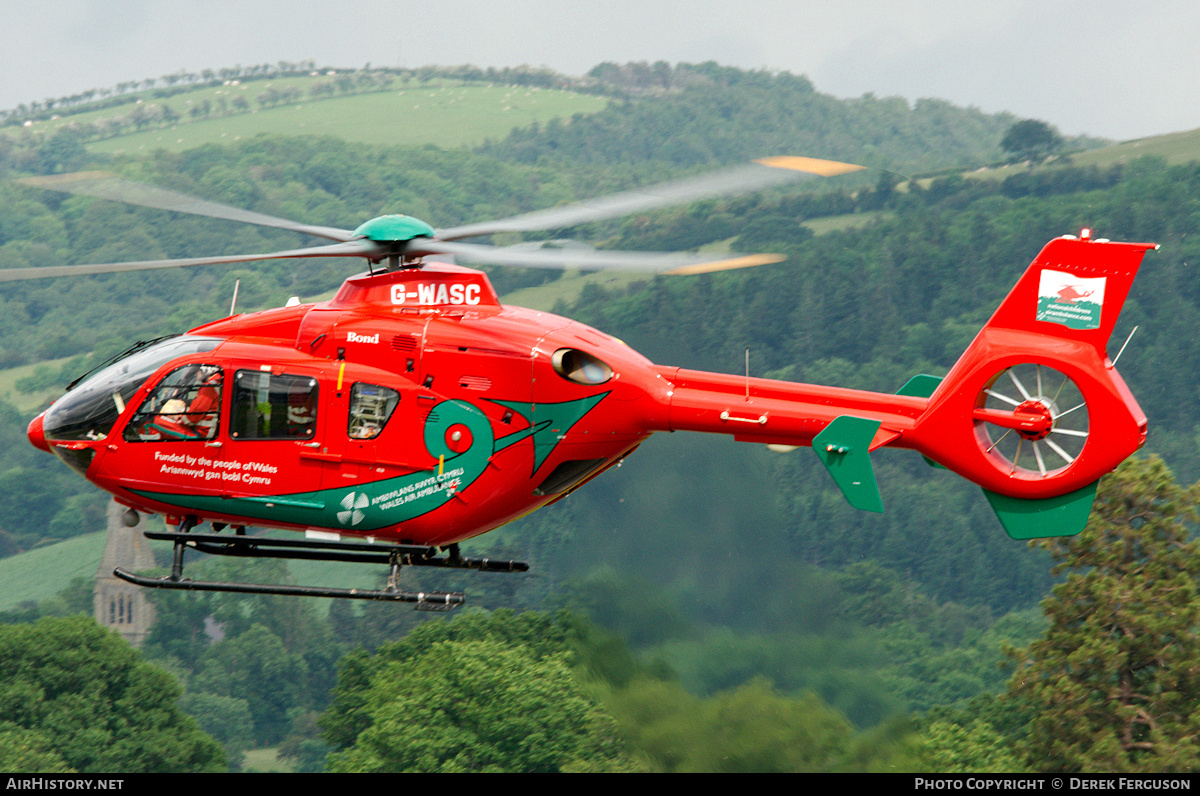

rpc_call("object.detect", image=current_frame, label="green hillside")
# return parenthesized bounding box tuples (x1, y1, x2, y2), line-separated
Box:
(1070, 126, 1200, 167)
(0, 524, 402, 615)
(0, 355, 73, 414)
(88, 84, 609, 154)
(481, 64, 1020, 174)
(0, 530, 105, 611)
(948, 126, 1200, 186)
(10, 78, 607, 154)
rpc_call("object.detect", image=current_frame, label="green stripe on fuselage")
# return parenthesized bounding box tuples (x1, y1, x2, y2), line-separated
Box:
(492, 392, 608, 473)
(132, 393, 609, 531)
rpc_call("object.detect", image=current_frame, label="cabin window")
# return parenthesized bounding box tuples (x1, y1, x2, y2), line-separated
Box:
(123, 364, 223, 442)
(348, 383, 400, 440)
(230, 371, 318, 440)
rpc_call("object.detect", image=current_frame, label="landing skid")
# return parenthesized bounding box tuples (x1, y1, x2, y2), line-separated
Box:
(113, 529, 529, 608)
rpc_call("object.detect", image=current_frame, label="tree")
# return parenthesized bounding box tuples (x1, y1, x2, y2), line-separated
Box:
(1000, 119, 1064, 163)
(916, 718, 1021, 772)
(0, 722, 73, 773)
(34, 129, 89, 175)
(0, 617, 225, 772)
(325, 635, 636, 772)
(191, 623, 311, 746)
(178, 692, 254, 768)
(605, 676, 864, 772)
(1006, 457, 1200, 772)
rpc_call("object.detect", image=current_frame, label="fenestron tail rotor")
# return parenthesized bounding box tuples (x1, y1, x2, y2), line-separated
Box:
(975, 363, 1090, 478)
(11, 156, 864, 282)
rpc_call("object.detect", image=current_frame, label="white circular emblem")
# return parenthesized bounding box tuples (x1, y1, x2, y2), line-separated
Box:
(337, 491, 370, 526)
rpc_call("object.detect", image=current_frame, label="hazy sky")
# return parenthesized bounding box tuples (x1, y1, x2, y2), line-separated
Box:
(3, 0, 1197, 141)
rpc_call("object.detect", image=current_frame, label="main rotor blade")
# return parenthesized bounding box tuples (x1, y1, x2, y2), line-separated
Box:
(0, 239, 388, 282)
(412, 239, 786, 274)
(436, 157, 865, 241)
(20, 171, 356, 242)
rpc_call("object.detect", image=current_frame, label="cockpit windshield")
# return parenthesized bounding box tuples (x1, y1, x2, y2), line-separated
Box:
(41, 335, 223, 442)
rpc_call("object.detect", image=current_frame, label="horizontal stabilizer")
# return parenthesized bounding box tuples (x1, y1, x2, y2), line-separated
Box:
(982, 481, 1098, 540)
(813, 416, 884, 513)
(895, 374, 943, 399)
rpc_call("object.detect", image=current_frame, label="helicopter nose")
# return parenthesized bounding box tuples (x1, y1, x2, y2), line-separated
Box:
(27, 412, 50, 453)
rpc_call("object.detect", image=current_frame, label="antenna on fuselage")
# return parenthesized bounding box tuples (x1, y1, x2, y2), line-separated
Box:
(745, 347, 750, 401)
(229, 278, 240, 316)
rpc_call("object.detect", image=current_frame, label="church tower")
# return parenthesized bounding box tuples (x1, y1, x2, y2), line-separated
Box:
(94, 500, 157, 645)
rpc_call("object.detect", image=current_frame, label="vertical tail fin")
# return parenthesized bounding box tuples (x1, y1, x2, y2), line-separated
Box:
(909, 232, 1155, 536)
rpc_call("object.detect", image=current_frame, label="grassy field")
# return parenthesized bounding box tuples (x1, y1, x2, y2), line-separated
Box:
(0, 355, 73, 414)
(0, 530, 106, 611)
(13, 78, 608, 153)
(1068, 127, 1200, 167)
(961, 126, 1200, 183)
(241, 747, 293, 773)
(802, 210, 895, 235)
(500, 269, 650, 312)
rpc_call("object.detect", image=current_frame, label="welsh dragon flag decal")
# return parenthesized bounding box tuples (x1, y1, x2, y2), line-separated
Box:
(1036, 269, 1106, 330)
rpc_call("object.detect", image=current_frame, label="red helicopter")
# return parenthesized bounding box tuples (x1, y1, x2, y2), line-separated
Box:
(12, 159, 1154, 606)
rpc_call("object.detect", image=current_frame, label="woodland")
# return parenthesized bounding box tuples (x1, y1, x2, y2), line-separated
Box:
(0, 63, 1198, 772)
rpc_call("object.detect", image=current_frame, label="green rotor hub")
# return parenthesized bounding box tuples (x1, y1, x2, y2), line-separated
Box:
(354, 215, 436, 243)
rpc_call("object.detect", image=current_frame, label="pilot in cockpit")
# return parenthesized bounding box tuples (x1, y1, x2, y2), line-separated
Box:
(141, 365, 223, 440)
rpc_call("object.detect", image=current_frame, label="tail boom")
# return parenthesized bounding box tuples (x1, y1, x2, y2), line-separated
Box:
(652, 366, 925, 450)
(646, 233, 1154, 536)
